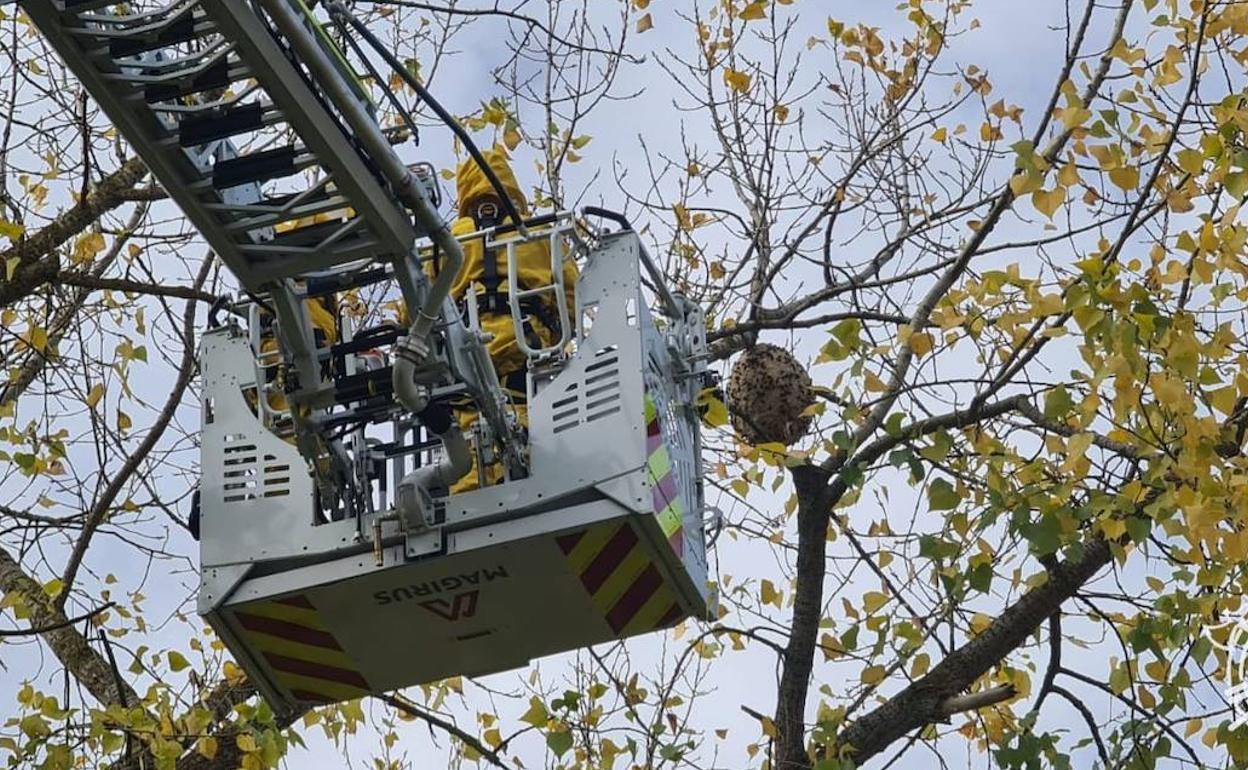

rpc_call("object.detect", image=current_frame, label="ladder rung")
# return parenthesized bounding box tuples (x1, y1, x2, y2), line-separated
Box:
(219, 193, 352, 233)
(179, 101, 264, 146)
(60, 0, 117, 13)
(108, 13, 208, 58)
(212, 146, 298, 189)
(145, 56, 238, 102)
(267, 217, 357, 249)
(305, 266, 392, 297)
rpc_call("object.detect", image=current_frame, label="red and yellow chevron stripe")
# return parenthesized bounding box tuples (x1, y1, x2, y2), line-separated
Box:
(644, 392, 685, 558)
(556, 522, 684, 637)
(232, 594, 372, 705)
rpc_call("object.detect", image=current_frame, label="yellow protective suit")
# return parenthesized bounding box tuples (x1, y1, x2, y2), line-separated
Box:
(259, 297, 338, 415)
(422, 148, 578, 492)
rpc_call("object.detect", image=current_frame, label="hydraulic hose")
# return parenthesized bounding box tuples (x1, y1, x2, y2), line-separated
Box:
(395, 403, 472, 528)
(324, 0, 527, 230)
(257, 0, 462, 342)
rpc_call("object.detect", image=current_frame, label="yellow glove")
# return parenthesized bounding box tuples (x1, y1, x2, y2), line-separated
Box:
(697, 386, 729, 428)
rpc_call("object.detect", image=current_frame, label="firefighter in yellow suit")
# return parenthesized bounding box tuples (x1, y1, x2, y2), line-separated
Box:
(430, 147, 578, 492)
(259, 297, 338, 414)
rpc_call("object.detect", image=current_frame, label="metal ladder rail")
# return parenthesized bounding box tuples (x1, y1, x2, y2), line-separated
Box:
(21, 0, 419, 295)
(23, 0, 423, 481)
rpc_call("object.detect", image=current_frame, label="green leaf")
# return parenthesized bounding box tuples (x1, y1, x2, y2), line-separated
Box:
(546, 729, 573, 757)
(1043, 385, 1074, 420)
(519, 697, 548, 728)
(1227, 171, 1248, 199)
(831, 318, 862, 351)
(167, 651, 190, 672)
(927, 478, 960, 511)
(42, 578, 64, 599)
(968, 562, 993, 593)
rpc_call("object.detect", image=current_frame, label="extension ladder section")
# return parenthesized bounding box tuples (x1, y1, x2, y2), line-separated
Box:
(20, 0, 419, 291)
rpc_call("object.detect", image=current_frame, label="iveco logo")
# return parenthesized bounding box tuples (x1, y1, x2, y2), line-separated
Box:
(372, 565, 509, 607)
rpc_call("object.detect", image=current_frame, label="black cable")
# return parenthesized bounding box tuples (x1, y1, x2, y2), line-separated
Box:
(245, 289, 275, 314)
(207, 295, 231, 328)
(325, 1, 527, 227)
(333, 16, 423, 147)
(582, 206, 633, 232)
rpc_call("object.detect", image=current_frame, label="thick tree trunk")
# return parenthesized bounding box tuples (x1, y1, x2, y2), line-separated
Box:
(773, 465, 832, 769)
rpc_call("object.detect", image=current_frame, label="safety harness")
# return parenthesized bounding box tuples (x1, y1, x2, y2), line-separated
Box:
(462, 199, 562, 372)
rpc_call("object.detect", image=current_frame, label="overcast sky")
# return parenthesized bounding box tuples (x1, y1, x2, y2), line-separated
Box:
(1, 1, 1227, 768)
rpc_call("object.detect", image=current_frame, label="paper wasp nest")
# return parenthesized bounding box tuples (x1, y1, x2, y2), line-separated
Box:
(727, 343, 815, 446)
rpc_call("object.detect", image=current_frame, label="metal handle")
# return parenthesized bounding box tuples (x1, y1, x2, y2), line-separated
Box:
(505, 230, 573, 360)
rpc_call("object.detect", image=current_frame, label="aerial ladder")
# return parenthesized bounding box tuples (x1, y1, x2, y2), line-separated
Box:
(22, 0, 714, 711)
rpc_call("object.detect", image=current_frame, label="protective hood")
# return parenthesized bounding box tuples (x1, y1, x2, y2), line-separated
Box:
(456, 147, 529, 219)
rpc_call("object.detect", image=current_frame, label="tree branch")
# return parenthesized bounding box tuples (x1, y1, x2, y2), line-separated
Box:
(836, 537, 1112, 764)
(56, 271, 219, 303)
(0, 156, 147, 308)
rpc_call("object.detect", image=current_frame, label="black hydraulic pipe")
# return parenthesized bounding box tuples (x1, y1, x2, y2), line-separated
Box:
(325, 1, 526, 229)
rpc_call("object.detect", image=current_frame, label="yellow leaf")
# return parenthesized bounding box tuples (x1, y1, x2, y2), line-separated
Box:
(636, 12, 653, 33)
(86, 384, 105, 409)
(819, 632, 845, 661)
(760, 579, 782, 609)
(1177, 148, 1204, 176)
(911, 652, 931, 677)
(1057, 162, 1080, 188)
(932, 127, 947, 142)
(72, 231, 106, 265)
(519, 697, 549, 728)
(235, 734, 257, 753)
(863, 591, 888, 614)
(0, 219, 23, 240)
(502, 128, 522, 151)
(1209, 385, 1238, 416)
(1186, 719, 1202, 738)
(970, 613, 993, 636)
(1031, 187, 1066, 220)
(909, 331, 933, 358)
(1109, 165, 1140, 191)
(1199, 221, 1219, 253)
(740, 1, 767, 20)
(1099, 517, 1126, 540)
(864, 370, 888, 392)
(723, 68, 752, 93)
(1144, 658, 1168, 682)
(861, 665, 886, 685)
(223, 660, 247, 686)
(196, 737, 218, 760)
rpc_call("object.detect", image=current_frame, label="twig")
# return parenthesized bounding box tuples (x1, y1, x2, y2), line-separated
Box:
(0, 601, 114, 637)
(379, 693, 512, 769)
(56, 272, 218, 303)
